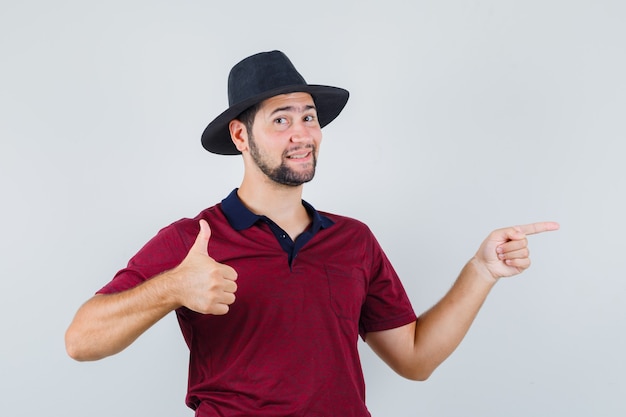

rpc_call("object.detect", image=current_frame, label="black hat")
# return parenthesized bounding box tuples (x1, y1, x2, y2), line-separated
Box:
(201, 50, 349, 155)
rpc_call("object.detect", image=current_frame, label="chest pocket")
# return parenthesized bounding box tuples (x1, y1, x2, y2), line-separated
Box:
(324, 265, 367, 321)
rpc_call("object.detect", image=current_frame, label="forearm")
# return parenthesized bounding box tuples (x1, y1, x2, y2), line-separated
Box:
(366, 258, 497, 381)
(65, 270, 182, 361)
(368, 222, 558, 380)
(412, 258, 497, 376)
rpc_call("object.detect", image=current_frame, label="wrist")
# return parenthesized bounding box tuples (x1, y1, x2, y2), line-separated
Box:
(149, 269, 185, 311)
(467, 257, 499, 286)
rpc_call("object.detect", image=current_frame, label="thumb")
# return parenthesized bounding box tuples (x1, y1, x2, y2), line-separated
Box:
(189, 219, 211, 255)
(502, 226, 525, 242)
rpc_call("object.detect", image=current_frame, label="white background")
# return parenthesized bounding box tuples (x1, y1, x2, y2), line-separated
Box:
(1, 1, 624, 416)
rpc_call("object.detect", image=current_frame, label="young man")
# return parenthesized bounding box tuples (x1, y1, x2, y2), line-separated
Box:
(65, 50, 559, 416)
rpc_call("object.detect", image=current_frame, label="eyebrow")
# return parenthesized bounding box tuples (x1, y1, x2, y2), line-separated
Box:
(269, 104, 317, 116)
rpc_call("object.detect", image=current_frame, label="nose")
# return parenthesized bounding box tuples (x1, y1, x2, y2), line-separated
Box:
(290, 120, 315, 144)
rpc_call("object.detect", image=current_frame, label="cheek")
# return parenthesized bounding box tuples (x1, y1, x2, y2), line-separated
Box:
(314, 132, 322, 150)
(310, 126, 322, 142)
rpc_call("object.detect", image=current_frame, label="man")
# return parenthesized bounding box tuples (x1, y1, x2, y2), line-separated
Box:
(65, 50, 559, 416)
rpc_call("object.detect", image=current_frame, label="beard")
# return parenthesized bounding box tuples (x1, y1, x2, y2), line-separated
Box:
(248, 133, 317, 186)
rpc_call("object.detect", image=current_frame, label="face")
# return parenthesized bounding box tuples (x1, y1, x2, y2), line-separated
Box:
(246, 92, 322, 186)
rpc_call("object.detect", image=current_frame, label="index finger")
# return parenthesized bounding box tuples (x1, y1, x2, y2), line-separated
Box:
(517, 221, 560, 236)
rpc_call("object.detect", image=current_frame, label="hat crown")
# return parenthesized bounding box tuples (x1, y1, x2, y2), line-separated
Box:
(227, 50, 307, 106)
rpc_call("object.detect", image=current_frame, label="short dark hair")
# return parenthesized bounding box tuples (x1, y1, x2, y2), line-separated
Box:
(236, 102, 262, 135)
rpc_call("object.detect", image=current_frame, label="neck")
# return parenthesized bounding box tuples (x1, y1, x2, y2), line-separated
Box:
(238, 177, 305, 219)
(237, 178, 311, 240)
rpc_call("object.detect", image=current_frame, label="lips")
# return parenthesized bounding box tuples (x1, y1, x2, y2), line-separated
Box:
(287, 151, 310, 159)
(285, 146, 314, 160)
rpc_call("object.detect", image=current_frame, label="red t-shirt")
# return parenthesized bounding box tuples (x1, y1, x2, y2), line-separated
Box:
(98, 191, 417, 416)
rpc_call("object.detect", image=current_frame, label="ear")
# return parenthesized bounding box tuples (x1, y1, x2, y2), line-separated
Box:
(229, 119, 249, 153)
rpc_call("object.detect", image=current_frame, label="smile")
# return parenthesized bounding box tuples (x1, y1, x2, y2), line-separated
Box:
(287, 152, 310, 159)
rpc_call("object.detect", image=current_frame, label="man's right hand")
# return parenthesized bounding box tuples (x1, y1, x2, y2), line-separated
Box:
(173, 219, 238, 315)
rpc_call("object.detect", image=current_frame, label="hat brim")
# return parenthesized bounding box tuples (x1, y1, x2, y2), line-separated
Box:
(201, 84, 349, 155)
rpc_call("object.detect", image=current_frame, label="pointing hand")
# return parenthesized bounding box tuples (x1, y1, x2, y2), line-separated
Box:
(474, 221, 560, 280)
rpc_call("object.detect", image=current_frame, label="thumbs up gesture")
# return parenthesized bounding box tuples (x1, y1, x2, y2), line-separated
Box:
(172, 219, 238, 315)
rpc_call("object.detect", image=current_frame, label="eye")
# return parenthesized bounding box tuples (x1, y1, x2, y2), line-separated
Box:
(274, 117, 288, 125)
(303, 115, 316, 122)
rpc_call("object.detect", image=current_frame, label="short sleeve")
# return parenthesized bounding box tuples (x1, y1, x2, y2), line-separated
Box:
(358, 234, 417, 339)
(96, 220, 193, 294)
